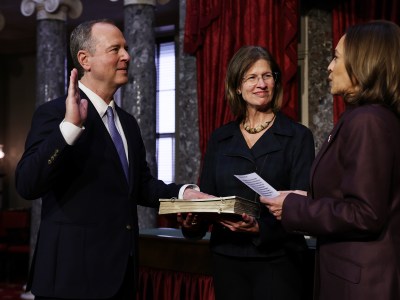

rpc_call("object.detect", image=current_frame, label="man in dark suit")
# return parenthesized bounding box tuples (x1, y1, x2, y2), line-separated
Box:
(15, 19, 207, 300)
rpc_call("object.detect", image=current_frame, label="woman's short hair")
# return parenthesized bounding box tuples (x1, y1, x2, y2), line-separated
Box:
(343, 20, 400, 115)
(70, 19, 116, 79)
(225, 46, 283, 119)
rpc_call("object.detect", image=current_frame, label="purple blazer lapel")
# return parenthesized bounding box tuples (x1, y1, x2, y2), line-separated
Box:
(309, 115, 346, 197)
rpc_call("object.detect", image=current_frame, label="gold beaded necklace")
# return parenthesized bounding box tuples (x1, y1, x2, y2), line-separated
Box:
(243, 113, 276, 134)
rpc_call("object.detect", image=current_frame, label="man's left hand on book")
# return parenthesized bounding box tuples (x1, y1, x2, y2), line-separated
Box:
(182, 188, 213, 200)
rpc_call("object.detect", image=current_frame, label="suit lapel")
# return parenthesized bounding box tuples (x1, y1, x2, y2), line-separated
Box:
(251, 112, 290, 159)
(83, 96, 130, 186)
(222, 119, 284, 162)
(251, 131, 282, 159)
(309, 113, 346, 197)
(224, 129, 254, 161)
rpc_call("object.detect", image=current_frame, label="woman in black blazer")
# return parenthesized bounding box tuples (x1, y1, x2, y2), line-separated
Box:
(180, 46, 315, 300)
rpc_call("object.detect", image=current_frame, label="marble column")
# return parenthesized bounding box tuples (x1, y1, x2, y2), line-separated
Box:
(305, 9, 333, 153)
(0, 11, 4, 32)
(122, 0, 157, 229)
(20, 0, 82, 270)
(175, 0, 201, 184)
(0, 13, 5, 193)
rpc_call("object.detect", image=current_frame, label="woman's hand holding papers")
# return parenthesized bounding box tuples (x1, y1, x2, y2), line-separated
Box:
(260, 190, 307, 220)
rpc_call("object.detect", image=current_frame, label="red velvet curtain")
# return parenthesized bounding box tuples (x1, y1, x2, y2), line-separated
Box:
(137, 267, 214, 300)
(184, 0, 299, 157)
(332, 0, 400, 123)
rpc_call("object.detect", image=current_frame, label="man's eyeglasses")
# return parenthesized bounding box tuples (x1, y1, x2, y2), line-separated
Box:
(243, 72, 278, 86)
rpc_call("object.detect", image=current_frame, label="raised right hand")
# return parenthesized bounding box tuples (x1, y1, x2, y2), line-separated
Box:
(65, 68, 88, 127)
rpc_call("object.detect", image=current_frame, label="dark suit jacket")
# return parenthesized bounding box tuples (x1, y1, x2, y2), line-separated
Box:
(283, 104, 400, 300)
(15, 92, 181, 299)
(190, 112, 315, 258)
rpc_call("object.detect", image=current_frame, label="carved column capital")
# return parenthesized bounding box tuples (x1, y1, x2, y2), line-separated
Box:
(21, 0, 82, 21)
(124, 0, 156, 6)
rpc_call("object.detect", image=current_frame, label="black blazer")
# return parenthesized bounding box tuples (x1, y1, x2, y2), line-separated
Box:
(194, 112, 315, 257)
(15, 92, 181, 299)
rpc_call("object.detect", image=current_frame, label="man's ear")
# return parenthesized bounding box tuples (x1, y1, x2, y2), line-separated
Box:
(77, 50, 90, 72)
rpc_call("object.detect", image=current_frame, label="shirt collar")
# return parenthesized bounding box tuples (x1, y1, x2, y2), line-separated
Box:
(78, 81, 115, 117)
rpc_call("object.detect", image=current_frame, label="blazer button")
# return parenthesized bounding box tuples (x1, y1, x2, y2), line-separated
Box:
(126, 224, 132, 230)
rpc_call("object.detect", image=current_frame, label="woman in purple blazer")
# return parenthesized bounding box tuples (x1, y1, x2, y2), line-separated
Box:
(261, 20, 400, 300)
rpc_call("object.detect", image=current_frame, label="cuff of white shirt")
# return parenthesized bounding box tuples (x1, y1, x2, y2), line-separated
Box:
(178, 184, 200, 199)
(60, 120, 85, 145)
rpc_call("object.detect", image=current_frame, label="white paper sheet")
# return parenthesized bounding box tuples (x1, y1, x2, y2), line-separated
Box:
(234, 172, 279, 198)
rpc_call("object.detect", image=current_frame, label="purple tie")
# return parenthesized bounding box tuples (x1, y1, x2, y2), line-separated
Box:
(106, 106, 129, 180)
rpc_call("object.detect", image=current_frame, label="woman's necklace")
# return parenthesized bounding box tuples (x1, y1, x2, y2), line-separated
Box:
(243, 113, 276, 134)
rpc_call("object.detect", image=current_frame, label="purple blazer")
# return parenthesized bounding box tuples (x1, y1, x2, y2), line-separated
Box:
(282, 104, 400, 300)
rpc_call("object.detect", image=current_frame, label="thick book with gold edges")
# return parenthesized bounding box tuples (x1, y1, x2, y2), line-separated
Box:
(158, 196, 260, 218)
